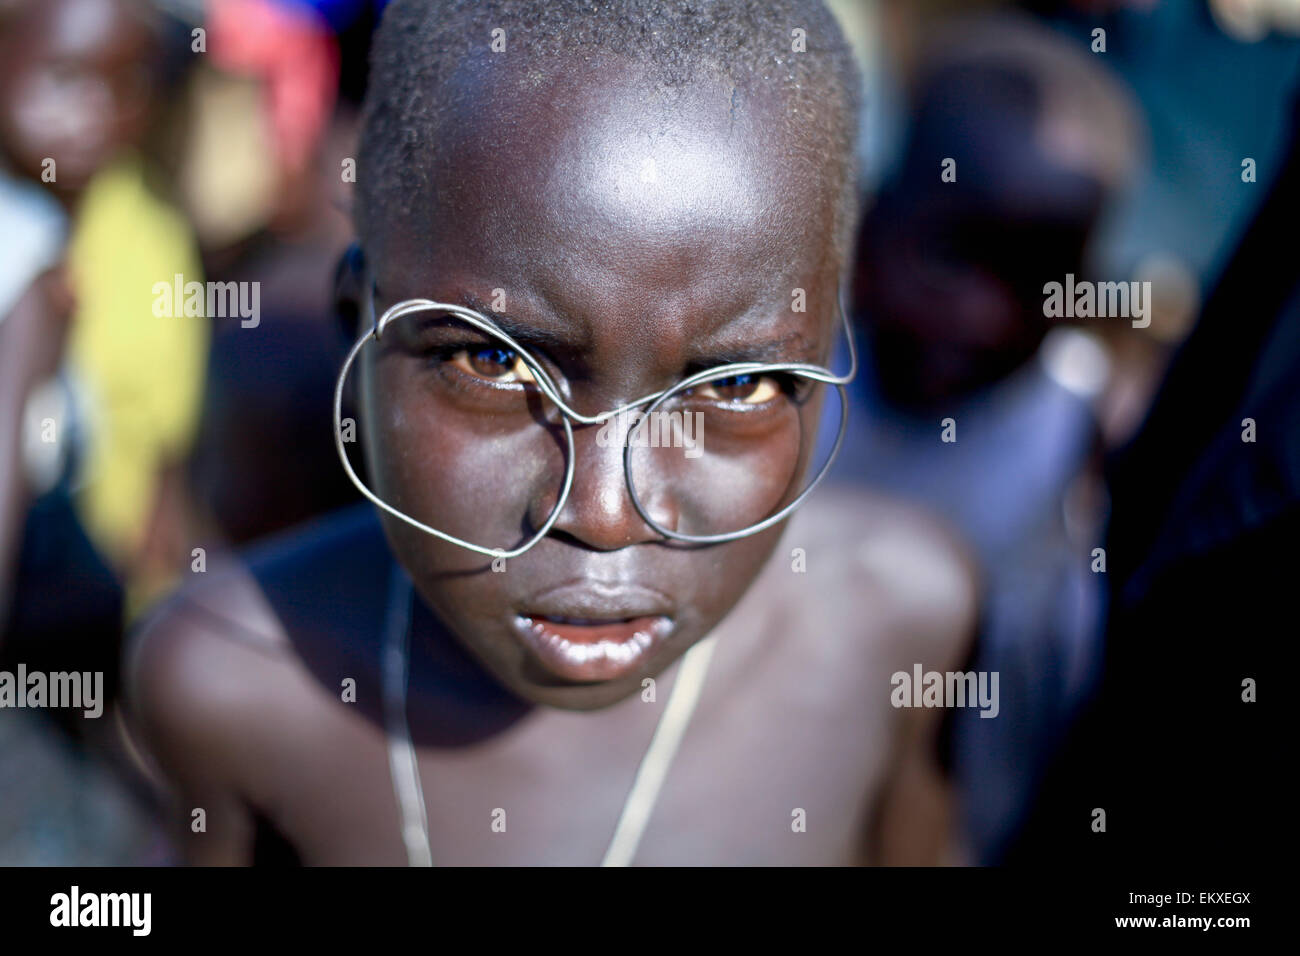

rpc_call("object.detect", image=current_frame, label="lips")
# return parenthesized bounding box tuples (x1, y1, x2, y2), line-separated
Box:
(514, 582, 675, 683)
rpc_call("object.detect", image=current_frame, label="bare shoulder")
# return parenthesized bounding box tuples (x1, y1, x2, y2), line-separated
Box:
(121, 553, 326, 864)
(776, 484, 979, 670)
(124, 556, 295, 794)
(124, 506, 392, 796)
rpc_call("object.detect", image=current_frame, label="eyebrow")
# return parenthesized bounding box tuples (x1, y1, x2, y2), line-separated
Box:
(455, 291, 580, 353)
(692, 332, 821, 367)
(391, 289, 578, 354)
(396, 286, 822, 367)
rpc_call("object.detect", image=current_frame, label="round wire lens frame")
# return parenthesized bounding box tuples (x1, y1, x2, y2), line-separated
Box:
(335, 290, 858, 559)
(333, 298, 577, 559)
(623, 361, 850, 545)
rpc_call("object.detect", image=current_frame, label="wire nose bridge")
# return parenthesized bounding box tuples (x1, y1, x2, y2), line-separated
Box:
(548, 410, 685, 546)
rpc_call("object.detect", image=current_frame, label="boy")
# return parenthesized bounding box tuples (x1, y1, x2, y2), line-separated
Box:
(0, 0, 208, 614)
(126, 0, 976, 865)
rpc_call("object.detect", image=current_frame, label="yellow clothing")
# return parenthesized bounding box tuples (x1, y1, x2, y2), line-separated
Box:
(66, 155, 208, 572)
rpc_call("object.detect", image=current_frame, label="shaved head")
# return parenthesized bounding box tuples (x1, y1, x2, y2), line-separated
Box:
(356, 0, 862, 272)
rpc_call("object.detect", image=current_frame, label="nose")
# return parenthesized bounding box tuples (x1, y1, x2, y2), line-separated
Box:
(530, 413, 680, 550)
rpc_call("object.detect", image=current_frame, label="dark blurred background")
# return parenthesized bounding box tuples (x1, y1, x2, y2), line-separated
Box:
(0, 0, 1292, 865)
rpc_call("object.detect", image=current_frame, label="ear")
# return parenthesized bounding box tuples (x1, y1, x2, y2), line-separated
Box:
(334, 241, 366, 341)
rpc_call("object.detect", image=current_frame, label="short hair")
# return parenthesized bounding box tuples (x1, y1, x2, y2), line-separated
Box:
(356, 0, 863, 271)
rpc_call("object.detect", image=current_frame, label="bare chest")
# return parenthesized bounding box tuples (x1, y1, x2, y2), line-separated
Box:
(259, 605, 902, 866)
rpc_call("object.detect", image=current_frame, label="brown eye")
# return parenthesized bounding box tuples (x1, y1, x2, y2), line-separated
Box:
(450, 346, 536, 384)
(696, 372, 780, 405)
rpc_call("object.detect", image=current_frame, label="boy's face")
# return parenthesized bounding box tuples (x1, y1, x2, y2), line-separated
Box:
(358, 61, 844, 710)
(0, 0, 154, 196)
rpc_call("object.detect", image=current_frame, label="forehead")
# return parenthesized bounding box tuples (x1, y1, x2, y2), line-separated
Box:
(373, 57, 843, 330)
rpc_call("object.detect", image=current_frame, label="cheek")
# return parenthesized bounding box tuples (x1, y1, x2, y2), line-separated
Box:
(798, 387, 830, 465)
(0, 80, 54, 167)
(11, 71, 105, 149)
(361, 364, 566, 551)
(667, 525, 785, 651)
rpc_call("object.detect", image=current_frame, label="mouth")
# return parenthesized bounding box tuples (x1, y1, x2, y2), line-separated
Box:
(513, 583, 676, 683)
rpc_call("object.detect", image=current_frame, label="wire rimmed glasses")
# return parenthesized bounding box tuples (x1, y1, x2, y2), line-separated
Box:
(334, 286, 857, 559)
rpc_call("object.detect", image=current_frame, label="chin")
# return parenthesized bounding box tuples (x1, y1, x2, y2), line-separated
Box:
(515, 677, 644, 712)
(500, 634, 672, 712)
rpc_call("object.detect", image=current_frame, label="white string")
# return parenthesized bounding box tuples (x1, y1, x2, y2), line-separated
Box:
(383, 569, 433, 866)
(601, 633, 718, 867)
